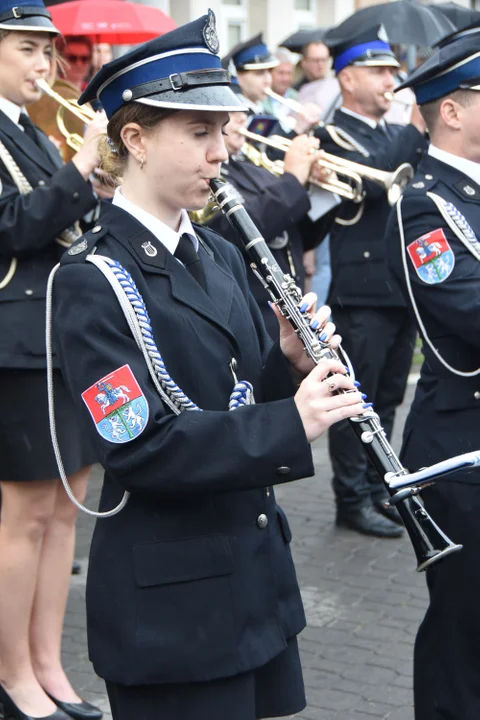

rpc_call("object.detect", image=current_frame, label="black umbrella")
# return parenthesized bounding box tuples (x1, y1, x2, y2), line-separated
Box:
(279, 28, 329, 54)
(326, 1, 456, 48)
(429, 2, 480, 30)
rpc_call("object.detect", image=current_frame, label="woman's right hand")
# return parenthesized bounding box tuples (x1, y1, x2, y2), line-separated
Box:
(71, 111, 109, 181)
(294, 358, 365, 443)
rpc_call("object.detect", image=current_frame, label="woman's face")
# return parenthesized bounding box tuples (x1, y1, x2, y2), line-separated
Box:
(0, 31, 52, 107)
(135, 109, 230, 212)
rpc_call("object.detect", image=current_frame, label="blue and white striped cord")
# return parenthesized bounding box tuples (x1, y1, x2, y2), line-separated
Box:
(87, 255, 255, 414)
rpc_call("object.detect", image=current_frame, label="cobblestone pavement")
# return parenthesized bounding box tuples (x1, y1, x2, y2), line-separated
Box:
(67, 381, 428, 719)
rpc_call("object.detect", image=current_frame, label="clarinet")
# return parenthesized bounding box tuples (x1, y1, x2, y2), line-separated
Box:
(210, 178, 464, 572)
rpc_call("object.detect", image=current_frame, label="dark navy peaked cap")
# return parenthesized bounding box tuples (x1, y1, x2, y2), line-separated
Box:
(0, 0, 58, 33)
(396, 35, 480, 105)
(79, 10, 246, 119)
(222, 34, 279, 72)
(328, 25, 399, 75)
(435, 19, 480, 50)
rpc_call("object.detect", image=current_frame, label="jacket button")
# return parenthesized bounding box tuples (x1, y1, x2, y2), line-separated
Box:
(72, 191, 80, 201)
(92, 225, 102, 233)
(363, 251, 370, 258)
(276, 466, 291, 476)
(474, 392, 480, 400)
(257, 514, 268, 529)
(38, 180, 46, 186)
(25, 289, 33, 295)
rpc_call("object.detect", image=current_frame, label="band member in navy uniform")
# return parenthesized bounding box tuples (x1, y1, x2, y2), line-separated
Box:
(385, 31, 480, 720)
(0, 0, 109, 718)
(50, 13, 367, 719)
(314, 26, 428, 538)
(207, 109, 334, 339)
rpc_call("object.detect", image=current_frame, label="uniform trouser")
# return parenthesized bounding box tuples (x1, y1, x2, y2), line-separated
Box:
(328, 305, 416, 507)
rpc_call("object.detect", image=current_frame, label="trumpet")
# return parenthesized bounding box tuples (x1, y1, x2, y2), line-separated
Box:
(36, 78, 97, 152)
(240, 128, 414, 206)
(265, 87, 307, 115)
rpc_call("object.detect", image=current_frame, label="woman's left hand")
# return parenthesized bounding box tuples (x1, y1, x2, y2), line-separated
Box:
(272, 293, 339, 377)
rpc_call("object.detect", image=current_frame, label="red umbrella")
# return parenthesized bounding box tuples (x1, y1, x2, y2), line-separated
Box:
(49, 0, 177, 44)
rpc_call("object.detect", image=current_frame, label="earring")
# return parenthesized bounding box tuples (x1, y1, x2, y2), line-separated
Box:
(140, 156, 145, 170)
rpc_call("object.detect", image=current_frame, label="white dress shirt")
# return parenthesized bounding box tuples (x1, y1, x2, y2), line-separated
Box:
(112, 186, 198, 255)
(339, 106, 388, 131)
(428, 144, 480, 188)
(0, 95, 31, 130)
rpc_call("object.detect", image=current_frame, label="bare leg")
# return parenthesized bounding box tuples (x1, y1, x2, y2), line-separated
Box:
(0, 479, 59, 715)
(30, 467, 91, 703)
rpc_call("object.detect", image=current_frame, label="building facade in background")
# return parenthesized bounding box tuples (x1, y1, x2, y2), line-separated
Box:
(135, 0, 473, 53)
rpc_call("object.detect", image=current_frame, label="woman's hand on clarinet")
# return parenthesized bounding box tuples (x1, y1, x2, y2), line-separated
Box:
(274, 292, 335, 376)
(294, 359, 364, 443)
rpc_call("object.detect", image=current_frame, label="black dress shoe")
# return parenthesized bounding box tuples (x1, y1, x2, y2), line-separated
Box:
(46, 694, 102, 720)
(372, 492, 404, 525)
(336, 501, 404, 538)
(0, 683, 70, 720)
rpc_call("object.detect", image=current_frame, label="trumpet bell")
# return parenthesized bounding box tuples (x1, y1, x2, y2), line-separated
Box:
(387, 163, 414, 205)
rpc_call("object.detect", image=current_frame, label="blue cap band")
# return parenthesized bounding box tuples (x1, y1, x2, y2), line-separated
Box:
(334, 40, 392, 74)
(414, 53, 480, 104)
(99, 49, 222, 116)
(234, 42, 270, 67)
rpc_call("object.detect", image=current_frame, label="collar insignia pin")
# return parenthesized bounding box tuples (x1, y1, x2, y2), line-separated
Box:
(464, 185, 476, 196)
(412, 181, 425, 189)
(141, 241, 158, 258)
(203, 9, 220, 54)
(68, 239, 88, 255)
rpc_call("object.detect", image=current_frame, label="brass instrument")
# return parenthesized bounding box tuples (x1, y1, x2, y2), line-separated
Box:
(240, 127, 365, 203)
(240, 128, 414, 206)
(384, 91, 415, 109)
(35, 78, 97, 153)
(265, 87, 306, 115)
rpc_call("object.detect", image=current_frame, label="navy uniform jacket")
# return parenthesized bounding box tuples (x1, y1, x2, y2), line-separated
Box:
(208, 158, 333, 339)
(53, 204, 312, 686)
(385, 152, 480, 720)
(316, 109, 427, 307)
(0, 110, 97, 369)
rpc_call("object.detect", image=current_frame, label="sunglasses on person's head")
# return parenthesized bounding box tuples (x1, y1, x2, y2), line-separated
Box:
(66, 53, 91, 64)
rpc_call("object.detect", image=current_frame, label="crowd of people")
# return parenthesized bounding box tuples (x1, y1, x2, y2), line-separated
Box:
(0, 1, 479, 718)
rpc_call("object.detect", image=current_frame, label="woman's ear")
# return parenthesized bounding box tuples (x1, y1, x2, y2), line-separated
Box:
(120, 122, 146, 159)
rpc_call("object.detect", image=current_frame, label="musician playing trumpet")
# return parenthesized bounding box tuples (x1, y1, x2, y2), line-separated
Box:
(0, 0, 109, 717)
(207, 109, 336, 339)
(315, 25, 428, 539)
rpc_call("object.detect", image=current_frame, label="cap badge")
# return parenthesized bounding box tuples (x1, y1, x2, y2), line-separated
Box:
(378, 25, 389, 43)
(464, 185, 476, 196)
(141, 241, 158, 258)
(203, 9, 220, 55)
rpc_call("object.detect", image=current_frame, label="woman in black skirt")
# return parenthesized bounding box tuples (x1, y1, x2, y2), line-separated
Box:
(0, 0, 109, 718)
(51, 12, 368, 720)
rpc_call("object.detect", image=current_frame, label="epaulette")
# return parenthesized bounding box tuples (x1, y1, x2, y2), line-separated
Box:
(406, 171, 438, 194)
(60, 223, 108, 265)
(323, 125, 370, 157)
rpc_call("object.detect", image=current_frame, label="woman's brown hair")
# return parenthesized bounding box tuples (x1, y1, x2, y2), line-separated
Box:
(99, 104, 177, 180)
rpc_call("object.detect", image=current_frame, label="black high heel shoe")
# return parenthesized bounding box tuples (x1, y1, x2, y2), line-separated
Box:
(0, 683, 70, 720)
(44, 693, 102, 720)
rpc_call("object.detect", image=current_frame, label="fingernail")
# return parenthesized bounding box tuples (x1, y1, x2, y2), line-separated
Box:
(353, 380, 361, 387)
(319, 331, 327, 341)
(311, 319, 319, 329)
(300, 302, 308, 312)
(363, 402, 373, 409)
(361, 393, 367, 400)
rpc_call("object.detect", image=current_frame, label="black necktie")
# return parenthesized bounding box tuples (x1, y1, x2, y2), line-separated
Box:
(19, 113, 40, 147)
(174, 233, 206, 291)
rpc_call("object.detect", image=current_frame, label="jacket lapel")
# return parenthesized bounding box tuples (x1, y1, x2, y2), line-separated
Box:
(101, 206, 237, 344)
(0, 110, 59, 175)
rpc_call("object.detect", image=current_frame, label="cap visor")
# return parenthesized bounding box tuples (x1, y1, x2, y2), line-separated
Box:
(0, 16, 59, 34)
(134, 84, 248, 112)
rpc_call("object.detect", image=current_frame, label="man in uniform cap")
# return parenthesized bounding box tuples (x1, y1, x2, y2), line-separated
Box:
(385, 33, 480, 720)
(315, 25, 428, 538)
